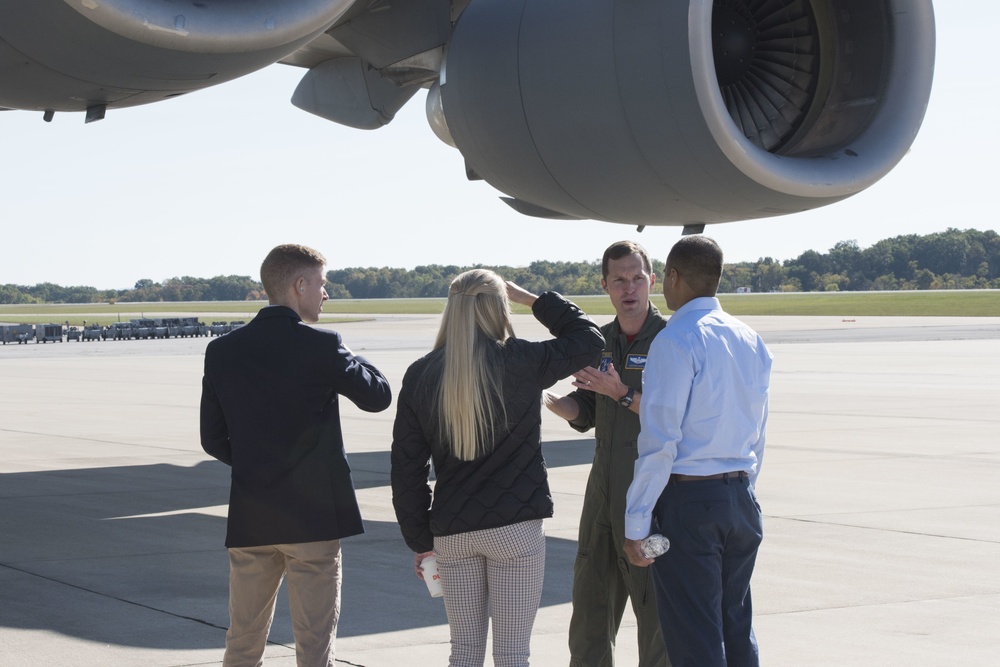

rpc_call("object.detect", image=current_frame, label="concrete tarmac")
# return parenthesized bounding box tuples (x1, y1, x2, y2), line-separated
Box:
(2, 314, 999, 666)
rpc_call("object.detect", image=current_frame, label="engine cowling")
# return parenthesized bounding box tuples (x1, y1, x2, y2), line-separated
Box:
(0, 0, 351, 113)
(438, 0, 936, 227)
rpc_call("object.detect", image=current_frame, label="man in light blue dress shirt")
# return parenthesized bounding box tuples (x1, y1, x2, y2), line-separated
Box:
(623, 236, 773, 667)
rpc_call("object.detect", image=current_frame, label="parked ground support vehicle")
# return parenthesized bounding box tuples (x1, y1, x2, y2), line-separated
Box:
(2, 319, 216, 345)
(165, 318, 184, 338)
(160, 317, 199, 338)
(128, 319, 157, 339)
(104, 323, 132, 341)
(35, 324, 63, 343)
(1, 324, 35, 344)
(175, 317, 210, 337)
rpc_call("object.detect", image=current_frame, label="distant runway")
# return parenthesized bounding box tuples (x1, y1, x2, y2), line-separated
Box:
(1, 315, 998, 666)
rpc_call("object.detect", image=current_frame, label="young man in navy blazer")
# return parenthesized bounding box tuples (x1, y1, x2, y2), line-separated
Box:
(200, 244, 392, 666)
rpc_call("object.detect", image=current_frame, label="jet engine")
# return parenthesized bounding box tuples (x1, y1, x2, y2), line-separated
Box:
(0, 0, 936, 230)
(432, 0, 936, 228)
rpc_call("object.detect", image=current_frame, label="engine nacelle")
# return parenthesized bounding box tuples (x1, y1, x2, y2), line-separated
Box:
(0, 0, 351, 113)
(439, 0, 936, 226)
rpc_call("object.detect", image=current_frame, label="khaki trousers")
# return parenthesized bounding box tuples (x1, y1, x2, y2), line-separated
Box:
(223, 539, 342, 667)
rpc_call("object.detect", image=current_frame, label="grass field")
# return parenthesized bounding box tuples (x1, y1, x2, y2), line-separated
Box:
(2, 290, 999, 326)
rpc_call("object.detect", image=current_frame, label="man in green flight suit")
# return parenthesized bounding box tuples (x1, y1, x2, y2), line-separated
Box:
(544, 240, 670, 667)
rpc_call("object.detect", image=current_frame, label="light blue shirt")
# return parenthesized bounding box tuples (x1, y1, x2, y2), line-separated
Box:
(624, 296, 773, 539)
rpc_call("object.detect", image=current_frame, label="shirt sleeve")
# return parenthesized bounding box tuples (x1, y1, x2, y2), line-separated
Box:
(749, 394, 768, 488)
(624, 331, 693, 539)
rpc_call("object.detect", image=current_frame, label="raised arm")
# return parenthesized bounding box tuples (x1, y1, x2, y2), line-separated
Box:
(328, 332, 392, 413)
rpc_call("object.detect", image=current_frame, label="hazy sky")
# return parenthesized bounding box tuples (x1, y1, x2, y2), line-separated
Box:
(1, 2, 995, 290)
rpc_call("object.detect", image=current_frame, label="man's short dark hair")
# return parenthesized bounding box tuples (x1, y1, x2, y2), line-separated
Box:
(601, 240, 653, 280)
(666, 236, 723, 296)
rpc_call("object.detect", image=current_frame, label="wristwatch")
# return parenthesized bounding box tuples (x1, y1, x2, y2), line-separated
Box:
(618, 386, 635, 408)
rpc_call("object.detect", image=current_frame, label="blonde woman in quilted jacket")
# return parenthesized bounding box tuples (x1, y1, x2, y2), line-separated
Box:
(391, 269, 603, 667)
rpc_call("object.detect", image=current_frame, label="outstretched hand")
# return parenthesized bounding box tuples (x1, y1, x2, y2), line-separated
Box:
(572, 361, 624, 400)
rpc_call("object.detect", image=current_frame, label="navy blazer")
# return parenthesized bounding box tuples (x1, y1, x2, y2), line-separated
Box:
(200, 305, 392, 548)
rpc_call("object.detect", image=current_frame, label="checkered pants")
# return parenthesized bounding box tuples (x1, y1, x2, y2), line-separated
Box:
(434, 519, 546, 667)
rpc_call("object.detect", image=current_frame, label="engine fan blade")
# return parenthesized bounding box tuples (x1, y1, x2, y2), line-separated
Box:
(713, 0, 819, 151)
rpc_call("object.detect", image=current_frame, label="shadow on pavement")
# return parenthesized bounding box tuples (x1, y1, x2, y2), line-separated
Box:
(0, 438, 594, 649)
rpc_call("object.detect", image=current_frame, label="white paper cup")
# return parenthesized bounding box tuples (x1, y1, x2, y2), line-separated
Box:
(420, 555, 444, 598)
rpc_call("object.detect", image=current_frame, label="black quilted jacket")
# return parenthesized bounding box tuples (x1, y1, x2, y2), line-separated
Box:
(390, 292, 604, 553)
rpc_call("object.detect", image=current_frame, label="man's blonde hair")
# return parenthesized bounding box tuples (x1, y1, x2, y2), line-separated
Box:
(432, 269, 515, 461)
(260, 244, 327, 299)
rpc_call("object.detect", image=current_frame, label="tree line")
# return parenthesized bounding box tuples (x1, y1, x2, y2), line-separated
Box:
(2, 228, 998, 305)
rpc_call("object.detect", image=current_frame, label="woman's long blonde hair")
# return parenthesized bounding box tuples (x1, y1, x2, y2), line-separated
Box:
(433, 269, 515, 461)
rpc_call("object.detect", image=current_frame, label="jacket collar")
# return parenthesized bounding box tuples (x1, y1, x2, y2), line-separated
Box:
(254, 305, 303, 323)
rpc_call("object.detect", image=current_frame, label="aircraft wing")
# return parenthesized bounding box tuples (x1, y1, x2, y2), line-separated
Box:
(0, 0, 936, 229)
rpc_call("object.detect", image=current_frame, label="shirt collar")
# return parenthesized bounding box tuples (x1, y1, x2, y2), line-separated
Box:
(668, 296, 722, 324)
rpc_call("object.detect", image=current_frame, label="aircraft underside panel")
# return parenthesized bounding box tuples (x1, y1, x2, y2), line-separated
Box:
(0, 0, 352, 112)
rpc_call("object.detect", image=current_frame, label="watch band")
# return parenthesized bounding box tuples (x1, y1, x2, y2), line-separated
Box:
(618, 386, 635, 408)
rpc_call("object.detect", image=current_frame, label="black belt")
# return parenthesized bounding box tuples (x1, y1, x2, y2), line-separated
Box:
(671, 471, 748, 483)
